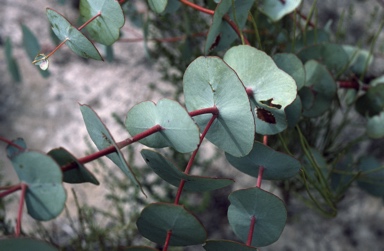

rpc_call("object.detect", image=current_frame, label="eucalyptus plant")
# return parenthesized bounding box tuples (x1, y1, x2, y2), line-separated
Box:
(2, 0, 384, 250)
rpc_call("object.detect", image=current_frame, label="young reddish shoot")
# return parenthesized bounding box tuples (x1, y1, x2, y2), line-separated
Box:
(0, 184, 22, 198)
(16, 183, 28, 237)
(61, 124, 163, 172)
(246, 87, 254, 97)
(174, 114, 219, 205)
(263, 135, 268, 145)
(246, 215, 256, 246)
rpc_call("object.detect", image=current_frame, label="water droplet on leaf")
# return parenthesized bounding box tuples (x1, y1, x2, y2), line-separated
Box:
(32, 53, 49, 70)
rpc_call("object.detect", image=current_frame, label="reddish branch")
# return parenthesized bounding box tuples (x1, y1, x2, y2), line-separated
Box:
(338, 80, 369, 91)
(16, 183, 28, 237)
(246, 216, 256, 246)
(180, 0, 250, 45)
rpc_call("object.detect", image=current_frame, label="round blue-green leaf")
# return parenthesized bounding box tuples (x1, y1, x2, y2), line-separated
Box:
(46, 8, 103, 60)
(205, 0, 254, 53)
(47, 147, 99, 185)
(292, 29, 330, 53)
(226, 141, 301, 180)
(124, 247, 158, 251)
(273, 53, 305, 90)
(0, 237, 59, 251)
(355, 84, 384, 117)
(6, 138, 27, 159)
(342, 45, 373, 75)
(228, 188, 287, 247)
(367, 112, 384, 139)
(357, 156, 384, 197)
(80, 104, 143, 193)
(148, 0, 168, 14)
(21, 24, 50, 77)
(183, 56, 255, 157)
(141, 149, 233, 192)
(297, 43, 349, 75)
(285, 96, 302, 128)
(136, 203, 207, 246)
(299, 60, 336, 117)
(10, 151, 66, 221)
(125, 99, 200, 153)
(80, 0, 125, 46)
(257, 0, 301, 22)
(204, 240, 259, 251)
(224, 45, 297, 135)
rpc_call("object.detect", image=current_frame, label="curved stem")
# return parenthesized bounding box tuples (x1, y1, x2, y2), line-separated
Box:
(61, 125, 163, 172)
(180, 0, 250, 45)
(16, 183, 28, 237)
(78, 12, 102, 31)
(189, 106, 219, 117)
(0, 184, 22, 198)
(256, 166, 264, 188)
(0, 137, 24, 151)
(174, 114, 219, 205)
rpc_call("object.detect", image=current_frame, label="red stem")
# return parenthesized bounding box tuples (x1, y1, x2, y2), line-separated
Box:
(179, 0, 214, 15)
(78, 12, 102, 31)
(16, 183, 27, 237)
(188, 106, 219, 117)
(338, 80, 369, 91)
(263, 135, 268, 145)
(0, 184, 21, 198)
(0, 137, 25, 151)
(180, 0, 250, 45)
(61, 124, 163, 172)
(174, 114, 218, 204)
(256, 166, 265, 188)
(163, 230, 173, 251)
(246, 215, 256, 246)
(296, 10, 315, 28)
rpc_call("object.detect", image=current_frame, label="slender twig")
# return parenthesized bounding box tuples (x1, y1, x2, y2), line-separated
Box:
(16, 183, 27, 237)
(0, 184, 22, 198)
(78, 12, 102, 31)
(0, 137, 25, 151)
(246, 216, 256, 246)
(256, 166, 265, 188)
(174, 114, 219, 205)
(163, 230, 173, 251)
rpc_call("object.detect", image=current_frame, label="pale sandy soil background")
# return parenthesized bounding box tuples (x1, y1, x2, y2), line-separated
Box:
(1, 0, 384, 250)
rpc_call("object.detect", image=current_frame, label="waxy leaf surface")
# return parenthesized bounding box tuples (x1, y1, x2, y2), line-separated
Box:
(21, 24, 50, 77)
(258, 0, 301, 22)
(299, 60, 336, 117)
(47, 8, 103, 60)
(137, 203, 206, 246)
(80, 0, 125, 46)
(126, 99, 200, 153)
(48, 147, 99, 185)
(228, 188, 287, 247)
(357, 156, 384, 197)
(9, 151, 66, 221)
(205, 0, 254, 53)
(141, 149, 234, 192)
(6, 138, 27, 159)
(226, 141, 301, 180)
(224, 45, 297, 135)
(0, 238, 58, 251)
(273, 53, 305, 90)
(367, 112, 384, 139)
(80, 104, 143, 193)
(297, 43, 349, 75)
(183, 56, 255, 157)
(148, 0, 168, 13)
(204, 240, 259, 251)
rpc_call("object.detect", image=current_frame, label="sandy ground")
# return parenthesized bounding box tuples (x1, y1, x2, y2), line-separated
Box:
(1, 0, 384, 250)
